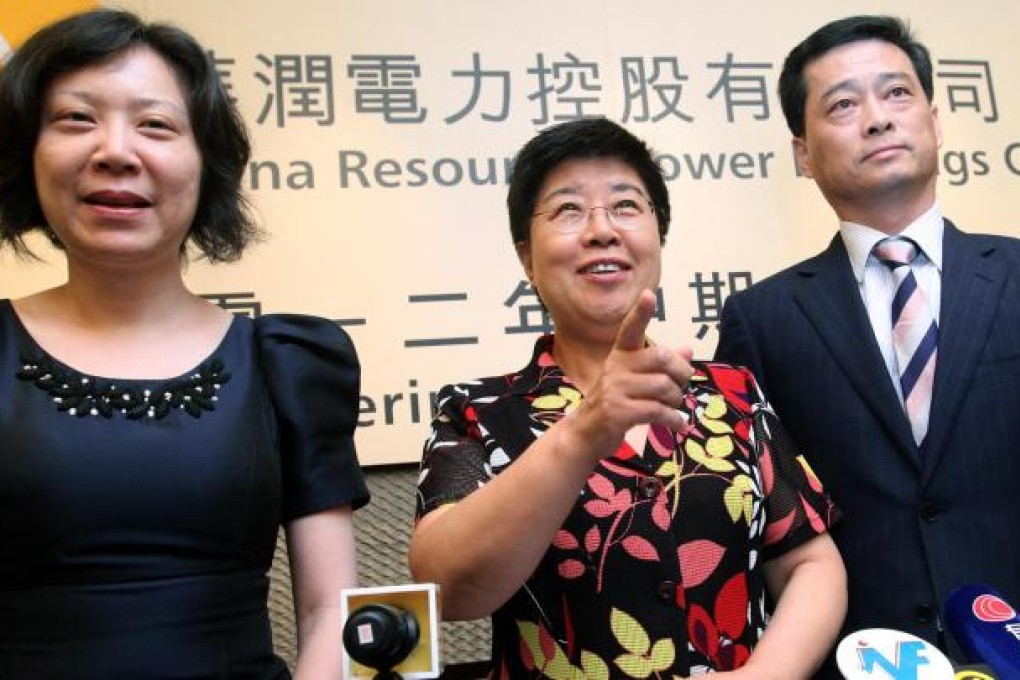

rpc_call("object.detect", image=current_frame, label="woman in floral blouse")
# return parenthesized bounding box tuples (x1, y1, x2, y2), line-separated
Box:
(409, 118, 846, 679)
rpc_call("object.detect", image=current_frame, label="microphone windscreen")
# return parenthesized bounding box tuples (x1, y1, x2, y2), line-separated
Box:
(340, 582, 442, 679)
(343, 602, 420, 670)
(945, 585, 1020, 680)
(835, 628, 955, 679)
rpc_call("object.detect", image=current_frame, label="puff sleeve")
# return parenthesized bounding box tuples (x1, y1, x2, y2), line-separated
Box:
(255, 314, 369, 521)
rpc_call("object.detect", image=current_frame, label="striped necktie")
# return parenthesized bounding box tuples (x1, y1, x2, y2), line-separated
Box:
(873, 237, 938, 446)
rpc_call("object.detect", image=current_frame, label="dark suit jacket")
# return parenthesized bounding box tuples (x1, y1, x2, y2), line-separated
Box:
(715, 220, 1020, 669)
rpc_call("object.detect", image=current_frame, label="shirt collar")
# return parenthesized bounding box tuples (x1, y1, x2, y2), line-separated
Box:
(839, 203, 944, 283)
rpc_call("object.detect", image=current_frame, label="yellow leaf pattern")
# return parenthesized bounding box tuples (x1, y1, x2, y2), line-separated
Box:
(687, 437, 736, 473)
(701, 417, 734, 435)
(581, 651, 610, 680)
(723, 475, 756, 524)
(611, 607, 650, 655)
(532, 387, 582, 412)
(656, 460, 679, 478)
(649, 638, 677, 671)
(703, 394, 727, 418)
(706, 435, 734, 458)
(616, 653, 654, 678)
(544, 647, 578, 680)
(517, 621, 546, 668)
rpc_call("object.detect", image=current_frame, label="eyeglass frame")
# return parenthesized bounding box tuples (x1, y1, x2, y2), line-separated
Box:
(531, 195, 658, 233)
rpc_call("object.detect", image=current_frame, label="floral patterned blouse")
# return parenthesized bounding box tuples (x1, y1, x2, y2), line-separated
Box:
(415, 336, 840, 679)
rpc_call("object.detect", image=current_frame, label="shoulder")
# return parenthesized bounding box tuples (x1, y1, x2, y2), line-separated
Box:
(959, 231, 1020, 255)
(727, 245, 838, 306)
(434, 337, 552, 414)
(252, 314, 360, 408)
(0, 299, 15, 351)
(434, 372, 523, 413)
(254, 312, 354, 343)
(945, 218, 1020, 246)
(690, 360, 759, 413)
(944, 221, 1020, 269)
(254, 313, 357, 362)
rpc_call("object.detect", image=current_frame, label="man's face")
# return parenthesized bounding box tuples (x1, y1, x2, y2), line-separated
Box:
(793, 39, 942, 229)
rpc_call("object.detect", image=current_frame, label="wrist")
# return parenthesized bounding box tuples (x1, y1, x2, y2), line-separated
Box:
(552, 409, 618, 471)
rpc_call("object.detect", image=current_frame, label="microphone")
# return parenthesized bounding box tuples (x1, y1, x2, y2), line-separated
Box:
(340, 583, 442, 679)
(945, 585, 1020, 680)
(835, 628, 955, 679)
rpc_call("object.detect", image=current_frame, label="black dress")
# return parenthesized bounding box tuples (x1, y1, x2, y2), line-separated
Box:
(0, 300, 369, 679)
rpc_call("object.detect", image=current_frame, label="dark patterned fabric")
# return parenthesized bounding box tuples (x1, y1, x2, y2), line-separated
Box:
(416, 335, 839, 678)
(0, 300, 369, 679)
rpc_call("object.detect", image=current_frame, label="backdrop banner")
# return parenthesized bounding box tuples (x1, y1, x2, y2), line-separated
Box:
(4, 0, 1018, 465)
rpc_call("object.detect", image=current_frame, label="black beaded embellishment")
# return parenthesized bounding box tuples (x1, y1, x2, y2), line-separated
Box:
(16, 353, 231, 420)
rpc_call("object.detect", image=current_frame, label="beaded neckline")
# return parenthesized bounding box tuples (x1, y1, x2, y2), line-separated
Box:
(16, 352, 231, 420)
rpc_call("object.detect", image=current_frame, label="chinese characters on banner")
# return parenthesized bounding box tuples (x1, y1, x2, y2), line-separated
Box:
(5, 1, 1019, 464)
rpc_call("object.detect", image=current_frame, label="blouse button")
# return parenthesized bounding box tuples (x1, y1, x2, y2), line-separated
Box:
(638, 477, 660, 499)
(657, 580, 677, 605)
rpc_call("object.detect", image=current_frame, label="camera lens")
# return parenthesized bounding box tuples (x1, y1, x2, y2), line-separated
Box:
(343, 603, 420, 670)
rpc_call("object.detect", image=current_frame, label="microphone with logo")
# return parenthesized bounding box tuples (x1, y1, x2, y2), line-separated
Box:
(340, 583, 442, 679)
(835, 627, 956, 679)
(945, 584, 1020, 680)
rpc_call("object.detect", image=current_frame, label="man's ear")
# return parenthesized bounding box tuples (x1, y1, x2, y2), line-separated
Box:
(792, 136, 813, 179)
(931, 104, 943, 149)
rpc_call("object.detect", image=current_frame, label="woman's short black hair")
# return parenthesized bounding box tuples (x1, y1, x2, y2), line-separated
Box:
(0, 8, 259, 261)
(778, 15, 934, 138)
(506, 118, 671, 246)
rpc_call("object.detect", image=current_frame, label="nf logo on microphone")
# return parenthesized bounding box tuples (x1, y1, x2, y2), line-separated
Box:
(836, 629, 955, 680)
(972, 594, 1017, 623)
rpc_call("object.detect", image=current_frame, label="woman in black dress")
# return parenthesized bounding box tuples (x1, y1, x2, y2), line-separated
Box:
(0, 9, 368, 679)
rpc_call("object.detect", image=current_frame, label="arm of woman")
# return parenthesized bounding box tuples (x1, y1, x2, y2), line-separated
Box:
(714, 533, 846, 680)
(287, 506, 358, 680)
(410, 293, 692, 621)
(410, 414, 604, 621)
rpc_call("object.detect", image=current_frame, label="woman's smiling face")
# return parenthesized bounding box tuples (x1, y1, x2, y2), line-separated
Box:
(517, 157, 662, 344)
(33, 45, 202, 269)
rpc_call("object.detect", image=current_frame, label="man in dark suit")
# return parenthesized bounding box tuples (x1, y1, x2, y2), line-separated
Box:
(715, 14, 1020, 671)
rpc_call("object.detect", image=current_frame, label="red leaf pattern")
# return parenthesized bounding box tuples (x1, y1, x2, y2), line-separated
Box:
(588, 473, 615, 499)
(759, 440, 775, 494)
(688, 604, 720, 659)
(621, 535, 660, 561)
(538, 622, 557, 667)
(558, 559, 586, 579)
(678, 539, 725, 589)
(552, 529, 579, 550)
(652, 493, 670, 531)
(763, 509, 796, 547)
(714, 573, 749, 641)
(583, 499, 615, 518)
(584, 525, 601, 553)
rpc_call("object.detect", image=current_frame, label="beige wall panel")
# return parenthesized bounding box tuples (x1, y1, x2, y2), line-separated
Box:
(4, 1, 1018, 464)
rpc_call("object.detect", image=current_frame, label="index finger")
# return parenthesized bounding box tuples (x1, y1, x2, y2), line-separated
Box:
(614, 290, 657, 352)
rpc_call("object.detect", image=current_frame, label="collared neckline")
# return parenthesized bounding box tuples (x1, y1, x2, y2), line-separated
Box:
(839, 203, 945, 283)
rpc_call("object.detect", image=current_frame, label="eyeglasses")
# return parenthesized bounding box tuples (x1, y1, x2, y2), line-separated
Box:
(533, 197, 656, 233)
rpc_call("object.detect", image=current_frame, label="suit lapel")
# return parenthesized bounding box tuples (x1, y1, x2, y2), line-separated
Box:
(922, 220, 1005, 480)
(793, 235, 920, 468)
